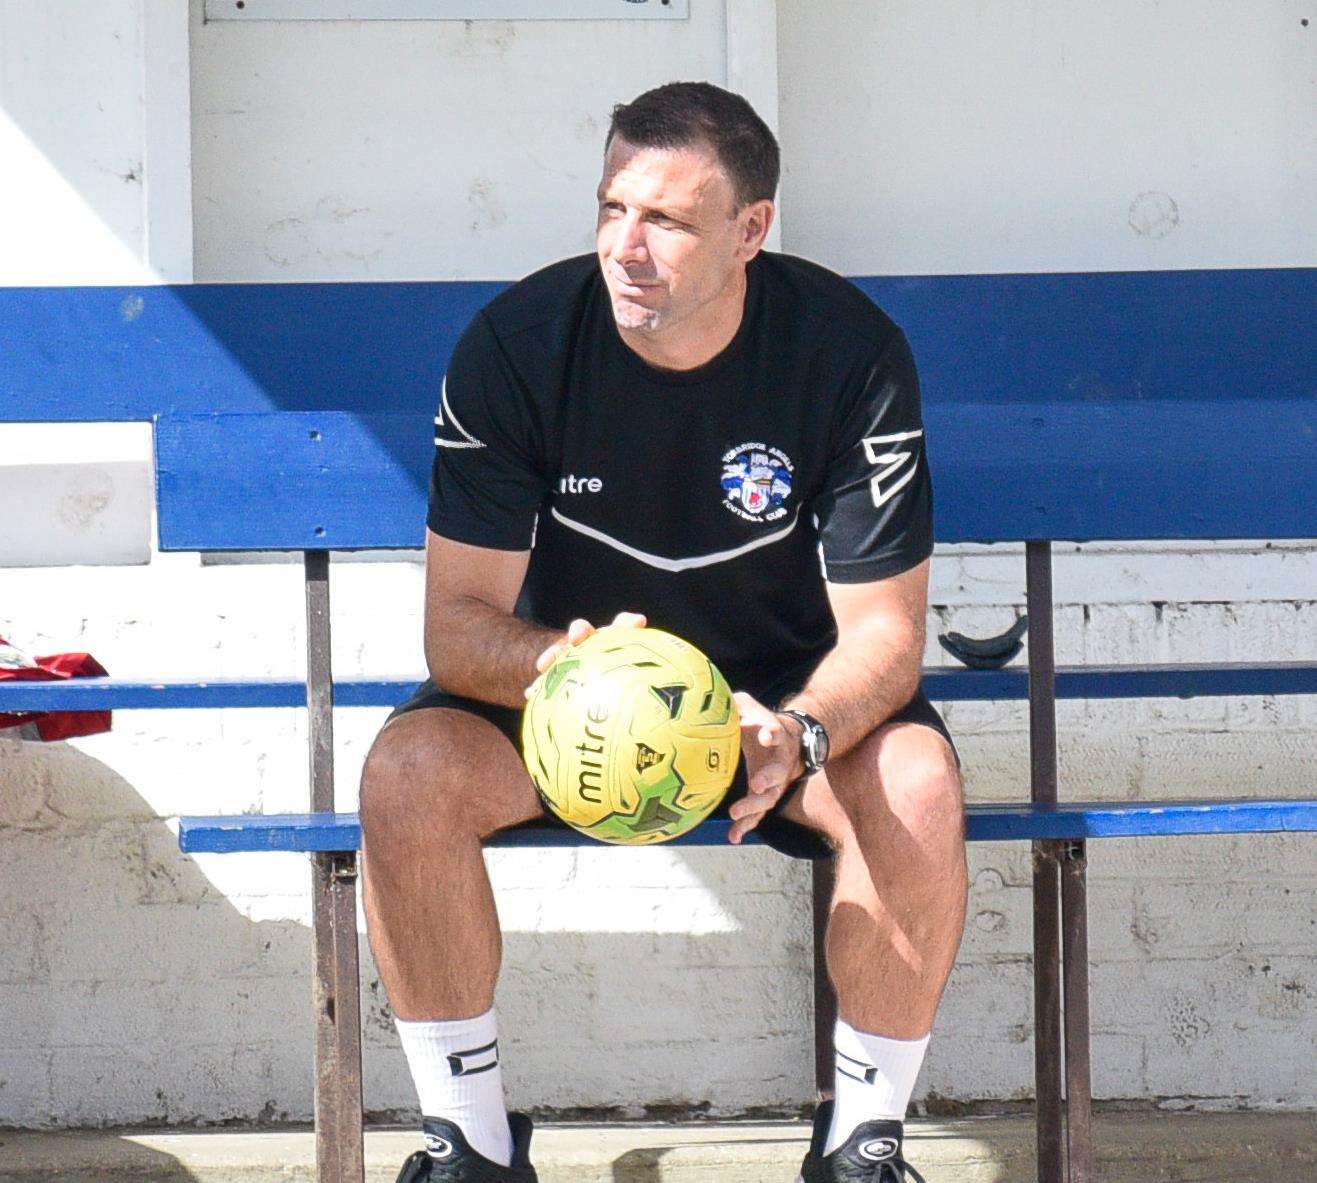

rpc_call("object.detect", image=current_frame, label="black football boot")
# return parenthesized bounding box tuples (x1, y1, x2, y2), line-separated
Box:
(393, 1113, 539, 1183)
(797, 1100, 926, 1182)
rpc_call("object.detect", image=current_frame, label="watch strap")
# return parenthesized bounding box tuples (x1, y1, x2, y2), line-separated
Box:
(779, 708, 828, 773)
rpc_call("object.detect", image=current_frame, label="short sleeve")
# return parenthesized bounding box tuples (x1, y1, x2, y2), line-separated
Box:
(427, 312, 546, 550)
(814, 327, 934, 583)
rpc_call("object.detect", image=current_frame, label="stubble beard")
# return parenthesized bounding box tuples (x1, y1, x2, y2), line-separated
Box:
(611, 296, 666, 333)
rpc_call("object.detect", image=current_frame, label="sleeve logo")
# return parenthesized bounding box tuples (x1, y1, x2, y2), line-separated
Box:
(860, 430, 922, 509)
(433, 376, 486, 450)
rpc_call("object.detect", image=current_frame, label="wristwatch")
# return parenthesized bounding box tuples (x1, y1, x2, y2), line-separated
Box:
(778, 709, 830, 775)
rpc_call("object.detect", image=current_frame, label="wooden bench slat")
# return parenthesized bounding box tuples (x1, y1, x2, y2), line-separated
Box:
(4, 662, 1315, 711)
(10, 270, 1312, 424)
(177, 799, 1317, 854)
(151, 398, 1317, 551)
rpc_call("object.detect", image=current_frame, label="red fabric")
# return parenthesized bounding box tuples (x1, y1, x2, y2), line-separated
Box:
(0, 638, 111, 741)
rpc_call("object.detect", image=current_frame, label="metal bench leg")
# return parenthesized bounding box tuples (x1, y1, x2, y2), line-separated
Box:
(1060, 840, 1096, 1182)
(812, 855, 838, 1099)
(1033, 841, 1066, 1181)
(313, 851, 365, 1183)
(304, 550, 364, 1183)
(1026, 541, 1066, 1182)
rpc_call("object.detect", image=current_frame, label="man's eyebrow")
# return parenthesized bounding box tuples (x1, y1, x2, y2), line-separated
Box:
(596, 190, 692, 221)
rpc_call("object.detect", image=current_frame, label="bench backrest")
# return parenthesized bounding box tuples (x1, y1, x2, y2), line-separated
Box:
(7, 268, 1311, 421)
(7, 267, 1314, 548)
(153, 400, 1316, 552)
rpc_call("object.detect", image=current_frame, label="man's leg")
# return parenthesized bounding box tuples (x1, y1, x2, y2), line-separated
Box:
(779, 720, 967, 1153)
(359, 707, 543, 1164)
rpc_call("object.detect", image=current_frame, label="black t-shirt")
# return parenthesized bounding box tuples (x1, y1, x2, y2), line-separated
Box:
(429, 251, 933, 702)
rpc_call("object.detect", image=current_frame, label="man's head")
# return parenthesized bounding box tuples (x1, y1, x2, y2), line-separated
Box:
(596, 82, 778, 339)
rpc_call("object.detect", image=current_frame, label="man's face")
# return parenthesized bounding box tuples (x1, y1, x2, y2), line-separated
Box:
(595, 136, 767, 335)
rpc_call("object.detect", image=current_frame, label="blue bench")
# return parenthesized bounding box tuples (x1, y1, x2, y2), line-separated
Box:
(3, 267, 1314, 1183)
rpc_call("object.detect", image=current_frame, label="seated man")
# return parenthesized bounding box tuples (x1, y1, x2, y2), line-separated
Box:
(361, 81, 966, 1183)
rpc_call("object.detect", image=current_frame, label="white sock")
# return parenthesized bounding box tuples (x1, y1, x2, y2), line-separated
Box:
(395, 1007, 512, 1167)
(824, 1019, 930, 1155)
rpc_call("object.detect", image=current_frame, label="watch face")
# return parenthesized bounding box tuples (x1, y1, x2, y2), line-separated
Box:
(783, 710, 828, 771)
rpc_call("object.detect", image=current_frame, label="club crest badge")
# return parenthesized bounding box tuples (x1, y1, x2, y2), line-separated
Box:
(720, 442, 794, 522)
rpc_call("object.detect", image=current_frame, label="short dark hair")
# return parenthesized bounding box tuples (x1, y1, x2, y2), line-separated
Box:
(606, 81, 780, 208)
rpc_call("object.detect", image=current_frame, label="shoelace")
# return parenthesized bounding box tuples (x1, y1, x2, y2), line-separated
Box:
(831, 1156, 928, 1183)
(882, 1161, 927, 1183)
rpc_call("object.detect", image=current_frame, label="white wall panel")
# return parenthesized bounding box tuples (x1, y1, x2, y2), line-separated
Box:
(191, 3, 732, 280)
(0, 1, 152, 284)
(777, 2, 1314, 274)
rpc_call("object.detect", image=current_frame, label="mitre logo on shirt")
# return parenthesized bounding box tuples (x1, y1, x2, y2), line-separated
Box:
(720, 443, 794, 522)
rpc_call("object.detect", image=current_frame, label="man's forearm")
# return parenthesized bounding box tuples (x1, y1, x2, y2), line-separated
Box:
(780, 620, 924, 763)
(425, 595, 561, 709)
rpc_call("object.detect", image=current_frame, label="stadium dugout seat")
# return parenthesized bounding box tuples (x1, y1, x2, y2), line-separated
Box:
(2, 266, 1314, 1183)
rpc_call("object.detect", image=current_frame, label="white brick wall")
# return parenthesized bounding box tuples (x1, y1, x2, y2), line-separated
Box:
(3, 547, 1313, 1125)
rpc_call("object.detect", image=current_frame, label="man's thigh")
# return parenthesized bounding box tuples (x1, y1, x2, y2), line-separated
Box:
(776, 710, 962, 850)
(370, 680, 545, 839)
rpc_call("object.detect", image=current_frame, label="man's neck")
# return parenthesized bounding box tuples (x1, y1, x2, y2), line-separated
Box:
(617, 266, 748, 372)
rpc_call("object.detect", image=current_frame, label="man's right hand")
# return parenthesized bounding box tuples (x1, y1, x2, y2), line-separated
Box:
(524, 611, 648, 699)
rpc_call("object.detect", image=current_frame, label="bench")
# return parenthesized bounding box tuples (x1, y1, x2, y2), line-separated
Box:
(3, 266, 1314, 1183)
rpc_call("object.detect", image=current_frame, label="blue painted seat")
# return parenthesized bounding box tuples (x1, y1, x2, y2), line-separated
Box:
(179, 799, 1317, 855)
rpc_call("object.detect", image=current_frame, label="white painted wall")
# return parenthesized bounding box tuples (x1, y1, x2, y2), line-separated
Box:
(778, 1, 1315, 275)
(1, 0, 1313, 1128)
(189, 1, 738, 280)
(0, 1, 189, 565)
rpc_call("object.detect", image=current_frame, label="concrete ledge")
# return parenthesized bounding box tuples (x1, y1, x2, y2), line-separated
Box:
(1, 1112, 1314, 1182)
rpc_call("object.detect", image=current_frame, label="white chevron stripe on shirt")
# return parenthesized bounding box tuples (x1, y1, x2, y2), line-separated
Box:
(549, 506, 800, 573)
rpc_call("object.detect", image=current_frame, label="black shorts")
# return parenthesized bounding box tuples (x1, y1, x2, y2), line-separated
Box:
(385, 679, 957, 861)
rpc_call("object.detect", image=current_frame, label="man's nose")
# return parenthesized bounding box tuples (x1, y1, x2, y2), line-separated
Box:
(612, 214, 648, 264)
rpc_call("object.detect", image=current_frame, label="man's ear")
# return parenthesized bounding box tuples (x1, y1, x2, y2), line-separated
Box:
(737, 199, 776, 261)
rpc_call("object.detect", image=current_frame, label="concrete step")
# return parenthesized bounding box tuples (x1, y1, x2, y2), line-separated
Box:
(0, 1111, 1312, 1182)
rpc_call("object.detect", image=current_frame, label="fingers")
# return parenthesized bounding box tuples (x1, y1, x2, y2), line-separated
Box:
(727, 790, 778, 844)
(527, 620, 591, 699)
(565, 617, 595, 645)
(527, 613, 648, 698)
(534, 640, 568, 674)
(728, 690, 800, 844)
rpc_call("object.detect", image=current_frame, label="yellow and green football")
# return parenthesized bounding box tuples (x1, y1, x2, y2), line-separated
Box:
(521, 625, 741, 845)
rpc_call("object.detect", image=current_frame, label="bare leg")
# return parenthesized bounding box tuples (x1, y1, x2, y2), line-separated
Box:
(359, 708, 543, 1021)
(779, 721, 968, 1038)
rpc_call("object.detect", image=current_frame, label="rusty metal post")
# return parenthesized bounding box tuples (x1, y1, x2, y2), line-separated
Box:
(812, 855, 838, 1099)
(1060, 840, 1096, 1183)
(306, 550, 365, 1183)
(1026, 541, 1065, 1183)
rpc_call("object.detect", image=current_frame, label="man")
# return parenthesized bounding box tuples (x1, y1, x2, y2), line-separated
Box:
(361, 82, 967, 1183)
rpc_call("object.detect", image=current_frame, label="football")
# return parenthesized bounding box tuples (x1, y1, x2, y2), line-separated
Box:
(521, 625, 741, 845)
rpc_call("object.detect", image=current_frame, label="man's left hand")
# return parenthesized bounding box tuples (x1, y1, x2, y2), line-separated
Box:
(727, 692, 806, 845)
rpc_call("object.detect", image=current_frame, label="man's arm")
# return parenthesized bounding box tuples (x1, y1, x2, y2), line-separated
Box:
(423, 529, 555, 708)
(782, 557, 929, 759)
(727, 558, 928, 843)
(424, 529, 648, 708)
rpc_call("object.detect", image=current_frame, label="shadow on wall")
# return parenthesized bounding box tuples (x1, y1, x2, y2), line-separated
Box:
(0, 735, 320, 1127)
(0, 733, 820, 1130)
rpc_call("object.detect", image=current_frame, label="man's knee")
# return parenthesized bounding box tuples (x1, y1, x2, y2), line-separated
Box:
(835, 723, 964, 841)
(361, 716, 445, 842)
(360, 710, 509, 847)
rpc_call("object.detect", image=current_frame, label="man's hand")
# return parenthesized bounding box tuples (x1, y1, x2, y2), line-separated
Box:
(727, 692, 806, 845)
(524, 611, 648, 699)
